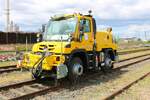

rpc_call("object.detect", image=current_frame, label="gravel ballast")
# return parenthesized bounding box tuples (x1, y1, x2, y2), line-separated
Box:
(34, 59, 150, 100)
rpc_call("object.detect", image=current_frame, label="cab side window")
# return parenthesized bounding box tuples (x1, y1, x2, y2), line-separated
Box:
(80, 19, 91, 33)
(84, 19, 91, 33)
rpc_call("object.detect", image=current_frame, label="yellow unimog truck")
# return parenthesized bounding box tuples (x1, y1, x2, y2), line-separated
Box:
(20, 11, 118, 83)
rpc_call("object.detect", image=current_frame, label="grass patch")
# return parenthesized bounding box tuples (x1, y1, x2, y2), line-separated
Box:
(0, 61, 17, 67)
(0, 44, 33, 51)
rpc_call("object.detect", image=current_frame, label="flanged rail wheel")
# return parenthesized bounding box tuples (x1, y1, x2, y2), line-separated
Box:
(101, 54, 113, 72)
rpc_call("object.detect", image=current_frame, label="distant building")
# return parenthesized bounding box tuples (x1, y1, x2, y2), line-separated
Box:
(119, 37, 140, 42)
(10, 21, 14, 32)
(7, 20, 20, 32)
(14, 24, 20, 32)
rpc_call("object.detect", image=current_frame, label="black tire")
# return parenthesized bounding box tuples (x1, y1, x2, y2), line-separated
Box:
(68, 57, 83, 85)
(101, 53, 113, 73)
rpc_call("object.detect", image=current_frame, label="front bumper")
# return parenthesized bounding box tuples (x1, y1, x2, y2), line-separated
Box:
(21, 53, 65, 71)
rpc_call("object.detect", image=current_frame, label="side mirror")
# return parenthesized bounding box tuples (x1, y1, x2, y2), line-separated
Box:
(79, 25, 84, 42)
(37, 33, 42, 42)
(68, 33, 74, 42)
(78, 20, 86, 42)
(79, 33, 84, 42)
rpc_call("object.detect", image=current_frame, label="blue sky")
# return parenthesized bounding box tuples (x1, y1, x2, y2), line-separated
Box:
(0, 0, 150, 40)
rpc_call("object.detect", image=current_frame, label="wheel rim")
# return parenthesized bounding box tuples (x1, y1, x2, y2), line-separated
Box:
(72, 63, 83, 76)
(105, 58, 112, 68)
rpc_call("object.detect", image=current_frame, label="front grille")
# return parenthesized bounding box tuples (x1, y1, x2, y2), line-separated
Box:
(39, 48, 43, 50)
(49, 45, 54, 47)
(39, 45, 55, 51)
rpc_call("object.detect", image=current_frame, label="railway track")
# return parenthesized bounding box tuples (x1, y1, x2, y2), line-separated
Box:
(103, 72, 150, 100)
(0, 65, 20, 74)
(117, 53, 150, 63)
(0, 78, 61, 100)
(116, 54, 150, 69)
(0, 54, 149, 100)
(118, 48, 150, 55)
(0, 53, 149, 74)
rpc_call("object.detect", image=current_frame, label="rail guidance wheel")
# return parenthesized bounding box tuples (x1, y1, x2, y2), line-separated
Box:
(68, 57, 83, 85)
(101, 54, 113, 72)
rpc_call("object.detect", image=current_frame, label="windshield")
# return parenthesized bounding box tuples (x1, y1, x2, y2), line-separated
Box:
(43, 17, 77, 41)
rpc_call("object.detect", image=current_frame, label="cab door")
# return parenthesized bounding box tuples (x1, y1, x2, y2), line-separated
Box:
(79, 17, 94, 51)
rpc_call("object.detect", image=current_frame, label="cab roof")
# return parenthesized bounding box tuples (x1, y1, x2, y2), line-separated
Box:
(50, 13, 92, 20)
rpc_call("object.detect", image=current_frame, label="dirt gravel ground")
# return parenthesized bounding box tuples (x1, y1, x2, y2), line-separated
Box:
(0, 71, 31, 86)
(34, 60, 150, 100)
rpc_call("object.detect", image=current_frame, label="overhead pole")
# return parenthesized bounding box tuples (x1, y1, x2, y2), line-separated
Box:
(5, 0, 10, 32)
(144, 31, 147, 41)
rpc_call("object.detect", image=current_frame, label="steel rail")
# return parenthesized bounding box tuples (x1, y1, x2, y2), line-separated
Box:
(0, 79, 36, 90)
(0, 65, 19, 74)
(117, 53, 150, 63)
(0, 65, 16, 69)
(9, 86, 61, 100)
(118, 48, 150, 55)
(115, 56, 150, 70)
(0, 78, 61, 100)
(0, 68, 20, 73)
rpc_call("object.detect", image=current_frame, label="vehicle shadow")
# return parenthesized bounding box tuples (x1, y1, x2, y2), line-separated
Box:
(65, 67, 129, 91)
(34, 66, 129, 91)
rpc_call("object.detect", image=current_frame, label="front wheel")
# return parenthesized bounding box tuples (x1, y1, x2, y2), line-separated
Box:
(68, 57, 83, 85)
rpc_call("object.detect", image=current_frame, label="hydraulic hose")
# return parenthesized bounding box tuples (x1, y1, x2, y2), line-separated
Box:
(31, 53, 46, 78)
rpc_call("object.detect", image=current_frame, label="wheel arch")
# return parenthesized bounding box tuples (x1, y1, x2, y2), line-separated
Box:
(69, 49, 88, 68)
(102, 48, 116, 61)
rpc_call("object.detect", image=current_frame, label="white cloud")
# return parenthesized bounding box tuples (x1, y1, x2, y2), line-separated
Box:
(119, 0, 150, 19)
(97, 25, 112, 31)
(127, 24, 150, 32)
(0, 0, 150, 33)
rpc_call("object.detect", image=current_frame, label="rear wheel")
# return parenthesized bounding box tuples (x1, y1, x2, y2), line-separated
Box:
(68, 57, 83, 85)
